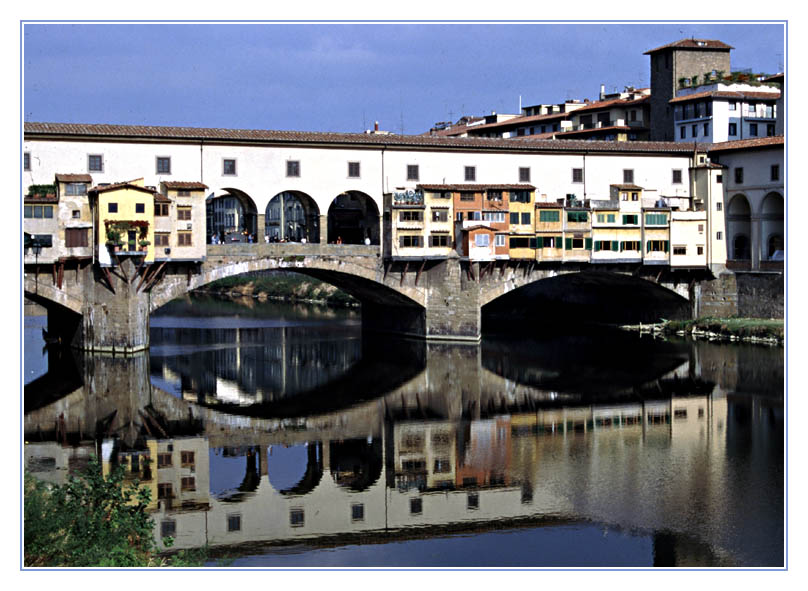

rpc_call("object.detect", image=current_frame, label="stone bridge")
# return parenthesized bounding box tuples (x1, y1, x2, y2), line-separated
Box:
(24, 243, 713, 352)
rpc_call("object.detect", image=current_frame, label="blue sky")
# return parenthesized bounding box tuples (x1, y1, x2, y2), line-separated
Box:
(22, 22, 785, 134)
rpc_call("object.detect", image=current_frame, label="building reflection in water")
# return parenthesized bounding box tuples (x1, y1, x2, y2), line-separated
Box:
(23, 329, 783, 567)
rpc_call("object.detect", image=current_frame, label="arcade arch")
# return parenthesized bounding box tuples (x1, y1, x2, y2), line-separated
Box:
(327, 191, 380, 245)
(207, 188, 258, 243)
(761, 192, 784, 261)
(727, 194, 752, 260)
(264, 191, 320, 243)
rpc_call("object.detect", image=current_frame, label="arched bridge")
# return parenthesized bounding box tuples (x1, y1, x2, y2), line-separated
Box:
(24, 242, 712, 352)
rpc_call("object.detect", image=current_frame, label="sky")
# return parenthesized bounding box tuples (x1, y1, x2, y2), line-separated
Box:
(22, 22, 785, 135)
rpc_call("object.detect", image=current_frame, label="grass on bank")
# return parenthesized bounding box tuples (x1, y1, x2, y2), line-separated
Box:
(663, 317, 784, 340)
(204, 272, 357, 306)
(24, 458, 213, 568)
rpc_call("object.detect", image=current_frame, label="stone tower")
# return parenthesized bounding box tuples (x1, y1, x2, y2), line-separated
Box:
(645, 39, 733, 141)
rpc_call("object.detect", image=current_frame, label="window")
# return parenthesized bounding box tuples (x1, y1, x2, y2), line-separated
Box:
(623, 169, 634, 184)
(630, 110, 637, 122)
(24, 205, 54, 218)
(482, 212, 505, 222)
(432, 209, 448, 223)
(564, 237, 588, 250)
(459, 192, 474, 202)
(521, 212, 531, 225)
(704, 122, 710, 136)
(698, 224, 705, 234)
(410, 498, 423, 515)
(227, 514, 241, 532)
(429, 234, 449, 247)
(540, 236, 560, 248)
(680, 126, 686, 139)
(474, 234, 490, 247)
(645, 213, 668, 225)
(399, 211, 423, 222)
(88, 154, 103, 172)
(467, 493, 479, 510)
(622, 214, 638, 225)
(407, 164, 419, 181)
(596, 213, 616, 223)
(72, 210, 80, 218)
(672, 169, 682, 184)
(594, 240, 619, 252)
(771, 164, 780, 181)
(495, 234, 506, 247)
(487, 190, 502, 201)
(692, 124, 698, 137)
(539, 210, 560, 223)
(286, 160, 300, 177)
(157, 453, 172, 468)
(155, 203, 169, 216)
(65, 183, 87, 196)
(716, 174, 723, 184)
(181, 477, 196, 491)
(348, 162, 360, 178)
(290, 509, 305, 527)
(510, 190, 530, 203)
(728, 123, 737, 136)
(749, 123, 758, 137)
(161, 520, 176, 539)
(157, 483, 173, 499)
(177, 189, 190, 196)
(65, 228, 88, 248)
(177, 206, 192, 221)
(108, 202, 118, 213)
(24, 152, 30, 171)
(673, 245, 687, 255)
(510, 212, 519, 224)
(646, 240, 669, 253)
(734, 168, 744, 184)
(567, 211, 588, 223)
(177, 232, 192, 246)
(572, 168, 583, 183)
(620, 240, 641, 251)
(716, 202, 723, 212)
(767, 124, 775, 136)
(156, 157, 171, 174)
(135, 203, 145, 214)
(399, 235, 421, 248)
(223, 159, 237, 176)
(519, 167, 531, 182)
(155, 233, 170, 247)
(464, 166, 476, 181)
(351, 504, 365, 521)
(717, 231, 723, 240)
(697, 245, 704, 255)
(729, 101, 736, 111)
(433, 458, 451, 473)
(181, 451, 195, 467)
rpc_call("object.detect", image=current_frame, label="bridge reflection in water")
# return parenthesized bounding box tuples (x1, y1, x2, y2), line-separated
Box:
(23, 326, 783, 567)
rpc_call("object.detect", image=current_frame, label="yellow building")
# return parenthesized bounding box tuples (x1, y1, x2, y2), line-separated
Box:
(563, 206, 592, 262)
(92, 178, 156, 267)
(643, 208, 671, 264)
(508, 187, 536, 260)
(534, 202, 564, 262)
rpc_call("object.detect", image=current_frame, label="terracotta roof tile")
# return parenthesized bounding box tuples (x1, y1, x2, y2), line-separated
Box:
(566, 95, 649, 114)
(707, 136, 784, 152)
(89, 181, 160, 196)
(24, 122, 709, 154)
(162, 181, 209, 190)
(644, 39, 733, 54)
(418, 184, 536, 191)
(610, 184, 644, 190)
(24, 194, 58, 203)
(669, 90, 780, 103)
(55, 173, 93, 183)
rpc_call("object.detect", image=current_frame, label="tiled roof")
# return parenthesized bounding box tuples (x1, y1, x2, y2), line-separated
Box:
(565, 95, 649, 114)
(24, 194, 58, 203)
(610, 184, 644, 190)
(534, 201, 564, 208)
(55, 173, 93, 183)
(707, 136, 784, 152)
(89, 181, 160, 195)
(552, 125, 637, 138)
(154, 193, 172, 203)
(418, 184, 536, 191)
(24, 121, 710, 154)
(669, 90, 780, 103)
(644, 39, 733, 54)
(162, 181, 209, 190)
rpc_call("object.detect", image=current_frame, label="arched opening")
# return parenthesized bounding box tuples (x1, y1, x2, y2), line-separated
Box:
(761, 192, 784, 261)
(329, 437, 383, 492)
(327, 191, 380, 245)
(264, 191, 320, 243)
(206, 188, 259, 243)
(732, 234, 751, 260)
(727, 194, 752, 261)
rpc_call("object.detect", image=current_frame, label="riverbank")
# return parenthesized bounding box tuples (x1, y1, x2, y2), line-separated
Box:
(193, 272, 358, 307)
(620, 317, 784, 346)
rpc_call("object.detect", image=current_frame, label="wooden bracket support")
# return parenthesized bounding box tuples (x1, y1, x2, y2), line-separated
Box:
(415, 260, 425, 286)
(400, 261, 409, 287)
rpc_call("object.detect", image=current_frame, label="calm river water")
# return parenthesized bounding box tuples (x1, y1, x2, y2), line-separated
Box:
(23, 295, 784, 567)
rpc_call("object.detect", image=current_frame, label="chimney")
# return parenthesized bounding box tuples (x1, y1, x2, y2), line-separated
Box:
(374, 121, 379, 132)
(599, 84, 605, 100)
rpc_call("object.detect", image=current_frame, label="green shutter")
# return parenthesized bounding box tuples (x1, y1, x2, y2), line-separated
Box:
(565, 237, 572, 250)
(646, 241, 651, 252)
(612, 240, 619, 251)
(664, 241, 669, 252)
(585, 238, 592, 250)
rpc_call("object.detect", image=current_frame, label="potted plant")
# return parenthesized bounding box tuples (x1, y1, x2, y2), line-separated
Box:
(106, 229, 122, 252)
(138, 240, 150, 252)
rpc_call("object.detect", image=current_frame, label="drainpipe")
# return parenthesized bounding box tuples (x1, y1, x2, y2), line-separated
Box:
(200, 139, 204, 183)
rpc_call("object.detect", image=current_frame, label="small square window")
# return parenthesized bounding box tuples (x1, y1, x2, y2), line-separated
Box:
(108, 202, 118, 213)
(728, 123, 737, 136)
(177, 206, 192, 221)
(467, 492, 479, 510)
(623, 169, 634, 184)
(771, 164, 780, 181)
(672, 169, 682, 184)
(135, 203, 145, 214)
(716, 202, 723, 211)
(464, 166, 476, 182)
(519, 167, 530, 182)
(407, 164, 419, 181)
(161, 520, 176, 539)
(572, 168, 583, 183)
(156, 157, 171, 174)
(72, 210, 81, 219)
(351, 504, 364, 521)
(410, 498, 423, 515)
(223, 159, 237, 176)
(290, 508, 305, 527)
(88, 154, 103, 172)
(157, 453, 172, 468)
(181, 451, 195, 466)
(348, 162, 360, 178)
(227, 514, 241, 532)
(680, 126, 686, 139)
(181, 476, 196, 491)
(716, 231, 723, 240)
(749, 123, 758, 137)
(286, 160, 300, 177)
(734, 168, 744, 184)
(697, 245, 704, 255)
(716, 174, 723, 184)
(24, 152, 30, 171)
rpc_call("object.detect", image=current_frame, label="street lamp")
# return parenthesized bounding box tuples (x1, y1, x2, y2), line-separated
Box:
(30, 237, 42, 293)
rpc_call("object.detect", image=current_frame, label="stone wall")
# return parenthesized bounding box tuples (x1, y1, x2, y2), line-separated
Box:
(693, 271, 784, 319)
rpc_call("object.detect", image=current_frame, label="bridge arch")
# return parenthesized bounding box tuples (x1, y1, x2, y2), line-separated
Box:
(24, 277, 83, 315)
(207, 188, 259, 242)
(327, 191, 380, 245)
(264, 190, 320, 243)
(267, 442, 324, 497)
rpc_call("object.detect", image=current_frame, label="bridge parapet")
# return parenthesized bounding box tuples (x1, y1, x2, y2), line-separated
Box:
(206, 243, 380, 259)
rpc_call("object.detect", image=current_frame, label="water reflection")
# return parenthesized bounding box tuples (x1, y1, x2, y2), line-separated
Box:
(23, 315, 783, 567)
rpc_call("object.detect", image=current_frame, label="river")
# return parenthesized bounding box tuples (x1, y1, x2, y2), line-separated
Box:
(23, 295, 784, 567)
